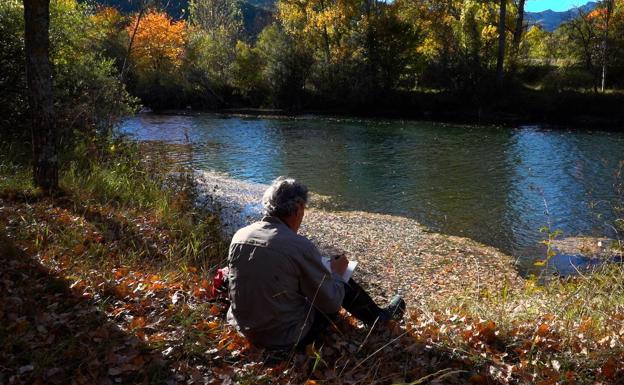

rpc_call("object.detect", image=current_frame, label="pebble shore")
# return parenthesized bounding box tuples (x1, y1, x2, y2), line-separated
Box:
(196, 171, 523, 306)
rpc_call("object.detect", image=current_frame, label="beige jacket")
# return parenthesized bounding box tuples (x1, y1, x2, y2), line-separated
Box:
(227, 216, 345, 348)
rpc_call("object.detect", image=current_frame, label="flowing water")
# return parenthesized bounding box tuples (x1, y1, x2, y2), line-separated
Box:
(120, 113, 624, 275)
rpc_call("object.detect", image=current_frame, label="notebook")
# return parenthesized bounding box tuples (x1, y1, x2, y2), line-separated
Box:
(321, 256, 358, 283)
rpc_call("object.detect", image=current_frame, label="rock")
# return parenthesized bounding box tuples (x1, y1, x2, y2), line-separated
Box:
(551, 237, 623, 258)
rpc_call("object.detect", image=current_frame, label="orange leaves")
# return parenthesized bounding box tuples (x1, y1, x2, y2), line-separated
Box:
(128, 11, 187, 73)
(7, 195, 624, 385)
(113, 282, 130, 299)
(195, 320, 220, 331)
(113, 267, 129, 279)
(191, 278, 214, 299)
(600, 357, 618, 380)
(460, 319, 499, 346)
(209, 304, 222, 316)
(476, 320, 497, 344)
(537, 323, 550, 337)
(129, 316, 146, 330)
(216, 329, 250, 352)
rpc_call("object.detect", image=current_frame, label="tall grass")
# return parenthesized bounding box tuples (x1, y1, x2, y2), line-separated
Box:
(418, 255, 624, 381)
(1, 137, 228, 271)
(0, 140, 34, 192)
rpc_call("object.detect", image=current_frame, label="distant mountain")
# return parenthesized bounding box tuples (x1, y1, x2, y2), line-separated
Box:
(525, 2, 598, 32)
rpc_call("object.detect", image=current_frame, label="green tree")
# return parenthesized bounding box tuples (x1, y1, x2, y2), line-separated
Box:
(396, 0, 502, 92)
(231, 41, 266, 104)
(509, 0, 526, 76)
(523, 25, 553, 63)
(496, 0, 507, 89)
(560, 8, 602, 91)
(0, 0, 27, 135)
(189, 0, 242, 41)
(256, 24, 312, 108)
(53, 1, 135, 135)
(1, 0, 135, 145)
(184, 29, 235, 107)
(353, 1, 421, 99)
(277, 0, 420, 106)
(185, 0, 244, 107)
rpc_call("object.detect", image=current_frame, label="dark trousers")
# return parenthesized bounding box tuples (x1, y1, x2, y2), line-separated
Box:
(296, 278, 383, 349)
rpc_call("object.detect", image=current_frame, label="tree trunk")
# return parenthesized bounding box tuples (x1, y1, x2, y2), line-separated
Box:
(601, 0, 614, 92)
(364, 0, 378, 93)
(510, 0, 526, 76)
(24, 0, 58, 193)
(496, 0, 507, 90)
(318, 0, 332, 64)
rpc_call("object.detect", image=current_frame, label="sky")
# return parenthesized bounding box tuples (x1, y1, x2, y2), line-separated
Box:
(525, 0, 590, 12)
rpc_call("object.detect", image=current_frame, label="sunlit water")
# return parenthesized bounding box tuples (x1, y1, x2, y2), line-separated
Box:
(120, 113, 624, 275)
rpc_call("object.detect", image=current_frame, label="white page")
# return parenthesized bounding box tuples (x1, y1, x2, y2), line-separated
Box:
(321, 256, 358, 283)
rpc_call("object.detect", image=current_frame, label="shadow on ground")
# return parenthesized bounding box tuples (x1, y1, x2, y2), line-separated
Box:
(0, 238, 174, 385)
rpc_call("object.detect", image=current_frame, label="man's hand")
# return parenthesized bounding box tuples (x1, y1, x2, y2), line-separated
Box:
(330, 254, 349, 276)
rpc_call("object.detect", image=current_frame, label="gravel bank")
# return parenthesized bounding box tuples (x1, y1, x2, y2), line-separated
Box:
(196, 171, 523, 306)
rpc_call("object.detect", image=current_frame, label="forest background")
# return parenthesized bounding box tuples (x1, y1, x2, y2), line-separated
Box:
(3, 0, 624, 139)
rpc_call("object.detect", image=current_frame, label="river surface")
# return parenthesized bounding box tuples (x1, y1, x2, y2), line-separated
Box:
(120, 113, 624, 275)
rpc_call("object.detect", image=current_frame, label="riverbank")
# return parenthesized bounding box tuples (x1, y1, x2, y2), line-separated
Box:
(160, 89, 624, 130)
(2, 141, 624, 383)
(195, 171, 523, 306)
(195, 170, 624, 383)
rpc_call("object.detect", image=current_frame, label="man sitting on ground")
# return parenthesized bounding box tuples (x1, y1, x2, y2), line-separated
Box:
(227, 177, 405, 350)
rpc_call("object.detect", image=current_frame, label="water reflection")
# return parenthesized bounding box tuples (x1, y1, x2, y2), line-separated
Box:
(120, 114, 624, 275)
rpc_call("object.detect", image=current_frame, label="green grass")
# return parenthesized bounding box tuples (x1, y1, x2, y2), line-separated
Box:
(419, 263, 624, 381)
(0, 140, 34, 192)
(1, 137, 228, 271)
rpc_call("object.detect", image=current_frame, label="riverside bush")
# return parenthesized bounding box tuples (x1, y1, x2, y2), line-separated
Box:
(0, 0, 136, 140)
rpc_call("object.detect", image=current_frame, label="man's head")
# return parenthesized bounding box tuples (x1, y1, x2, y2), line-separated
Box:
(262, 177, 308, 232)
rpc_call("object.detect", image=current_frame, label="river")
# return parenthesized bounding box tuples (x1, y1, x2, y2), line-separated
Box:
(120, 113, 624, 275)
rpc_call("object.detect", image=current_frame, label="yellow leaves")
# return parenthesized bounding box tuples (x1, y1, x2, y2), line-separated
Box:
(90, 6, 124, 40)
(480, 25, 498, 41)
(128, 11, 187, 73)
(277, 0, 360, 59)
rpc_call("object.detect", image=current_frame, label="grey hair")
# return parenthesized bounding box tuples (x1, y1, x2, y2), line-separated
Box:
(262, 177, 309, 218)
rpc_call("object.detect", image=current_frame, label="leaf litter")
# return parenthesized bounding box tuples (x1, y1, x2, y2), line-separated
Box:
(1, 170, 623, 384)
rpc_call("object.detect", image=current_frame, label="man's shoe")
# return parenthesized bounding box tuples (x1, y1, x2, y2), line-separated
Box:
(381, 295, 406, 321)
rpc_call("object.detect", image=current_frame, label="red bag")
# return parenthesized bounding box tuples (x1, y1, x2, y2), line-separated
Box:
(211, 266, 229, 299)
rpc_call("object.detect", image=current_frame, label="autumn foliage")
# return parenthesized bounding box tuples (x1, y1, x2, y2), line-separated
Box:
(128, 11, 187, 73)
